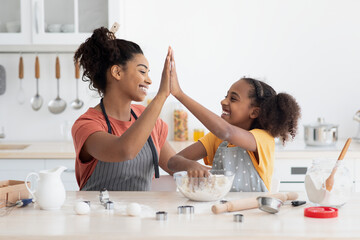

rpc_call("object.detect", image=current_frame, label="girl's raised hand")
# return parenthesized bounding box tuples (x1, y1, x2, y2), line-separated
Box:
(170, 49, 183, 98)
(186, 161, 212, 178)
(158, 46, 172, 98)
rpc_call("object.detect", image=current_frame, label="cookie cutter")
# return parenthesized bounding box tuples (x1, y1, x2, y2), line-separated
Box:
(177, 205, 194, 214)
(156, 211, 168, 221)
(233, 214, 244, 222)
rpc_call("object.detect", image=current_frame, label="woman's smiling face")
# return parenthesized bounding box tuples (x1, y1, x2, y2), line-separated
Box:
(120, 54, 152, 102)
(220, 79, 256, 129)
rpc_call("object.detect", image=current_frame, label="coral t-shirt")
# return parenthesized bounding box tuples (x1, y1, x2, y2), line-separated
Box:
(71, 104, 168, 189)
(199, 129, 275, 190)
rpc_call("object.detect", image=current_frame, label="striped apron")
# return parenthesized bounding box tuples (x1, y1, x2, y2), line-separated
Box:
(82, 99, 159, 191)
(211, 141, 268, 192)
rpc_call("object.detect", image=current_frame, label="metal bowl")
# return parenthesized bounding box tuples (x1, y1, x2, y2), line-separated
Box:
(304, 118, 338, 146)
(256, 196, 283, 214)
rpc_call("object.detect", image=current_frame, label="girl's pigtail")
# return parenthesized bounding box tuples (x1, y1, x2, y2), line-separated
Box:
(260, 93, 301, 143)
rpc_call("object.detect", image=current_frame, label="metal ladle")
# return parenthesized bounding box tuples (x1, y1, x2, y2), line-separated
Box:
(30, 56, 43, 110)
(70, 61, 84, 110)
(48, 56, 66, 114)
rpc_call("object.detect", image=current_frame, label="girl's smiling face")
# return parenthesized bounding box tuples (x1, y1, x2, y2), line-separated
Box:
(220, 79, 259, 129)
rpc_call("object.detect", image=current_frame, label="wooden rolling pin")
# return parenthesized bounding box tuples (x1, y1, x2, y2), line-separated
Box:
(212, 192, 299, 214)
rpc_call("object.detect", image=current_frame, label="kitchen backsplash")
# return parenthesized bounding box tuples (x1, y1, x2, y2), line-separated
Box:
(0, 53, 202, 141)
(1, 0, 360, 142)
(0, 51, 359, 143)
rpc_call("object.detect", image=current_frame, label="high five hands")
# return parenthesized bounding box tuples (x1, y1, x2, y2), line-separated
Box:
(169, 47, 183, 99)
(159, 46, 182, 99)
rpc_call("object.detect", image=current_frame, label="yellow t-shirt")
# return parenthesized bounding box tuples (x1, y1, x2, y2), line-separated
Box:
(199, 129, 275, 190)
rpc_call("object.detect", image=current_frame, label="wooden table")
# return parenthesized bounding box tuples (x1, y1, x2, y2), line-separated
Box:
(0, 191, 359, 240)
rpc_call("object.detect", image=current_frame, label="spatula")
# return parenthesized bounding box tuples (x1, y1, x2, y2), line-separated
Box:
(325, 138, 352, 192)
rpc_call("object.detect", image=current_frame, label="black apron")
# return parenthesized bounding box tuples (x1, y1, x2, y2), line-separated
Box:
(81, 99, 160, 191)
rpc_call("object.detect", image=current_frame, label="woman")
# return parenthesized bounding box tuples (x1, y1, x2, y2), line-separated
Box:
(72, 26, 175, 191)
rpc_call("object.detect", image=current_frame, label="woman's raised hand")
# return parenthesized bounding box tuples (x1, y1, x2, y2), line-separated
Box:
(158, 47, 172, 98)
(170, 49, 183, 98)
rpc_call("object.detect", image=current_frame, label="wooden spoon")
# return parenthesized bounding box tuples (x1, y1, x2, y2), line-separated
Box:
(325, 138, 352, 191)
(17, 56, 25, 104)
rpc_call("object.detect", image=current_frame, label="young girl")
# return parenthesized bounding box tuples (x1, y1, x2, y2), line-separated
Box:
(168, 53, 301, 192)
(72, 27, 176, 191)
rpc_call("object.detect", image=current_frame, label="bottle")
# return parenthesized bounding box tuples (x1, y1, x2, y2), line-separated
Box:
(305, 159, 352, 207)
(173, 103, 188, 141)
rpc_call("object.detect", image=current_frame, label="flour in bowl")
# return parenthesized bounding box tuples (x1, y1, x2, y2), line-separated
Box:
(175, 173, 234, 201)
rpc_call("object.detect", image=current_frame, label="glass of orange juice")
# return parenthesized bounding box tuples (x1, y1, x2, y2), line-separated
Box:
(193, 128, 204, 142)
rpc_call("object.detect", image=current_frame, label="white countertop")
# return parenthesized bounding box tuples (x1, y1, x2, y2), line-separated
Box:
(0, 141, 75, 159)
(1, 139, 360, 159)
(0, 191, 359, 239)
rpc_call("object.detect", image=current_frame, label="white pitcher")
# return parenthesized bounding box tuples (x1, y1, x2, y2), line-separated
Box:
(25, 166, 67, 210)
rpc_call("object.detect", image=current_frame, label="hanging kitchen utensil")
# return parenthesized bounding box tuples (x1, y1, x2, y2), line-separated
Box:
(70, 60, 84, 110)
(0, 64, 5, 95)
(30, 56, 43, 111)
(17, 56, 25, 104)
(48, 56, 66, 114)
(325, 138, 352, 191)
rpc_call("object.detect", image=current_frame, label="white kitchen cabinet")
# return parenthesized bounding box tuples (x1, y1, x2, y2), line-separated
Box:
(0, 158, 78, 191)
(0, 0, 123, 46)
(0, 159, 45, 181)
(354, 159, 360, 192)
(0, 0, 32, 45)
(274, 158, 356, 192)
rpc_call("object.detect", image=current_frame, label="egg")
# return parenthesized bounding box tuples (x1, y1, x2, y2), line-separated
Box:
(74, 201, 90, 215)
(126, 202, 141, 216)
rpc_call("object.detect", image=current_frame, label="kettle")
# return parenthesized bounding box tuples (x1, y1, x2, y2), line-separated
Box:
(25, 166, 67, 210)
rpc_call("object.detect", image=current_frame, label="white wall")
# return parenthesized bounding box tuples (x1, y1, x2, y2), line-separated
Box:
(0, 0, 359, 142)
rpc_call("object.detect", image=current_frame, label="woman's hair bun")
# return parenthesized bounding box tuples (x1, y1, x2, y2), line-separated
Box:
(74, 26, 143, 96)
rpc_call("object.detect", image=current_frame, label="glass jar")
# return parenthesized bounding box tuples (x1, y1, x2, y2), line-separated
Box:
(173, 103, 188, 141)
(305, 159, 353, 207)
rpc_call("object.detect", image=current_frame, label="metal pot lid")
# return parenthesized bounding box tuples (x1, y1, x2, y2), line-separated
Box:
(304, 117, 338, 128)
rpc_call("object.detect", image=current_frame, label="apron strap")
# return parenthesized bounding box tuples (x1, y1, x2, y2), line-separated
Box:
(100, 98, 160, 178)
(100, 98, 112, 134)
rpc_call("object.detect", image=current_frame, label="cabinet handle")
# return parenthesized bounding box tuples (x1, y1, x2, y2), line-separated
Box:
(34, 0, 41, 34)
(34, 1, 38, 34)
(291, 167, 307, 175)
(64, 169, 75, 173)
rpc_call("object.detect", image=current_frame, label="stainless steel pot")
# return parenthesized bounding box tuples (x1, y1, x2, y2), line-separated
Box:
(304, 118, 338, 146)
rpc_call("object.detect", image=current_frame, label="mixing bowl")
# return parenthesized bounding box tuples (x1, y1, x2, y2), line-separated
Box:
(173, 170, 234, 202)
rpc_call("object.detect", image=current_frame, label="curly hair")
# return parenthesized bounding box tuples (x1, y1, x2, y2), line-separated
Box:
(74, 27, 143, 96)
(243, 78, 301, 144)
